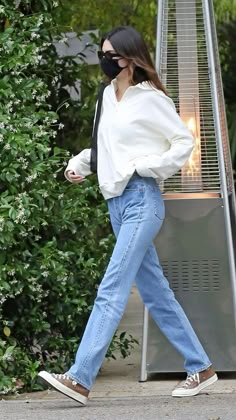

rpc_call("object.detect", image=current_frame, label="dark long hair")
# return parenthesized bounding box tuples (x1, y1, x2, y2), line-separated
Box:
(101, 26, 167, 95)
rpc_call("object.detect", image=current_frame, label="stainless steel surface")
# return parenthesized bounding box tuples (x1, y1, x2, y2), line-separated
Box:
(203, 0, 236, 323)
(155, 0, 164, 72)
(147, 198, 236, 372)
(140, 307, 148, 382)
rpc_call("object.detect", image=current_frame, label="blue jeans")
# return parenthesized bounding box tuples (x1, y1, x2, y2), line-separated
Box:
(66, 175, 211, 390)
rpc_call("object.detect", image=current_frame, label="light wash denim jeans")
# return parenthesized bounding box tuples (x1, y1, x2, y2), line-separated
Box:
(66, 174, 211, 390)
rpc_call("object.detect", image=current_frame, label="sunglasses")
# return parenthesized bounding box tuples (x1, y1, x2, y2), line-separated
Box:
(97, 50, 122, 61)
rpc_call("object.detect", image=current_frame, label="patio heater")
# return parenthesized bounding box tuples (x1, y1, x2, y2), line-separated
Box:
(140, 0, 236, 380)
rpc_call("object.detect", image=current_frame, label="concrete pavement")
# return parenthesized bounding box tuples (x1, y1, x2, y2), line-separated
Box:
(1, 393, 236, 420)
(1, 367, 236, 420)
(1, 286, 236, 419)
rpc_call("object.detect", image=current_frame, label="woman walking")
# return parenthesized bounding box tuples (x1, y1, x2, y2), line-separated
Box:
(38, 26, 218, 404)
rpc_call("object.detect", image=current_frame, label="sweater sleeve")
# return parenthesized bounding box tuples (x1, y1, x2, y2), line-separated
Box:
(64, 148, 92, 181)
(133, 93, 194, 181)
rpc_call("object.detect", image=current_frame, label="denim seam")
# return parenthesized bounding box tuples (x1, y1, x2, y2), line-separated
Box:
(75, 217, 142, 386)
(152, 189, 165, 221)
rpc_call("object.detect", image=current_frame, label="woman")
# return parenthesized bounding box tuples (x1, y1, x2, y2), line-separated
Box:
(39, 26, 217, 404)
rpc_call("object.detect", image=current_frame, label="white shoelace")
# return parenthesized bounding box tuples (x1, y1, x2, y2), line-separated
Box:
(52, 373, 77, 386)
(183, 373, 200, 388)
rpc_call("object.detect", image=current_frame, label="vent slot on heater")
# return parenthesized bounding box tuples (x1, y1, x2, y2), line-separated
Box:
(158, 0, 224, 193)
(162, 259, 221, 292)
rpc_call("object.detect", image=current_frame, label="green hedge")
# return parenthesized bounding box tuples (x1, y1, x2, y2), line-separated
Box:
(0, 1, 138, 395)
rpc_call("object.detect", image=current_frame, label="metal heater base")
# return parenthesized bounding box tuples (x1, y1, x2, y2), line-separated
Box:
(144, 196, 236, 375)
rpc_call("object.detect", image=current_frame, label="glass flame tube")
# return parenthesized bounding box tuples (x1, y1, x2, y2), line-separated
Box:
(176, 0, 203, 191)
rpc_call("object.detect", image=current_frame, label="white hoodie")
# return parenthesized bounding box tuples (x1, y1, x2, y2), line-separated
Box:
(65, 80, 194, 199)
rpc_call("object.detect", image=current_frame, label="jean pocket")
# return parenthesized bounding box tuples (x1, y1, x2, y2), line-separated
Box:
(122, 187, 146, 220)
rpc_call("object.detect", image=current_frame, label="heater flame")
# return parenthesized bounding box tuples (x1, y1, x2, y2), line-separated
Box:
(184, 117, 201, 180)
(188, 117, 196, 134)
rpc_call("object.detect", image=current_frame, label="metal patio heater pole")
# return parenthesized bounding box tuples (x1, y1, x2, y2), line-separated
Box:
(140, 0, 236, 381)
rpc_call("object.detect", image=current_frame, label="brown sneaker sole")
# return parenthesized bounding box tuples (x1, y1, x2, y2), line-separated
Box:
(172, 373, 218, 397)
(38, 371, 88, 405)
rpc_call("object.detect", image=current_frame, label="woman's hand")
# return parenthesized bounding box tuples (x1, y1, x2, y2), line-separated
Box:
(66, 170, 85, 184)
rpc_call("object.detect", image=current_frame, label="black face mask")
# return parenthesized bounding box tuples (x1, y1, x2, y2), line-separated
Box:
(99, 56, 127, 79)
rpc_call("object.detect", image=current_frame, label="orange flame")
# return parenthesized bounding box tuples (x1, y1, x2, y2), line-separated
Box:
(184, 117, 201, 180)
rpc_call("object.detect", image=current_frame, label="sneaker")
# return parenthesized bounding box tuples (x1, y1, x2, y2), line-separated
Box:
(38, 371, 89, 405)
(172, 366, 218, 397)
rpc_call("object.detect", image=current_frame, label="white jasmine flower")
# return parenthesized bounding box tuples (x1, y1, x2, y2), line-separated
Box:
(28, 277, 36, 283)
(59, 37, 68, 43)
(37, 16, 44, 27)
(31, 33, 40, 40)
(0, 297, 6, 305)
(58, 123, 64, 130)
(2, 354, 13, 362)
(17, 209, 24, 217)
(52, 76, 59, 86)
(11, 279, 18, 284)
(26, 175, 33, 183)
(8, 269, 15, 276)
(42, 271, 49, 278)
(43, 42, 51, 48)
(18, 157, 26, 163)
(4, 143, 11, 150)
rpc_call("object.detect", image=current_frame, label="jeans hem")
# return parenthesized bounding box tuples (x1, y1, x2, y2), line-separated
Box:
(65, 372, 91, 391)
(187, 362, 212, 376)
